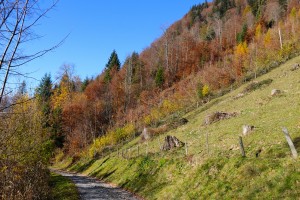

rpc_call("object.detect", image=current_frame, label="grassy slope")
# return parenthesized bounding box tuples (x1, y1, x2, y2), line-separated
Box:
(55, 56, 300, 199)
(49, 172, 79, 200)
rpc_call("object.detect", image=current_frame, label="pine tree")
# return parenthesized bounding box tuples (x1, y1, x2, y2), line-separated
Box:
(237, 24, 248, 43)
(155, 67, 164, 88)
(36, 73, 52, 104)
(35, 73, 53, 129)
(104, 50, 121, 83)
(81, 77, 90, 92)
(106, 50, 121, 71)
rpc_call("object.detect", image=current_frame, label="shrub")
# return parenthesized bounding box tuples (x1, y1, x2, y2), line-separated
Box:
(88, 123, 136, 158)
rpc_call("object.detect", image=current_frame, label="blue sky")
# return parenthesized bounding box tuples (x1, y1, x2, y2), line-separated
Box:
(22, 1, 204, 87)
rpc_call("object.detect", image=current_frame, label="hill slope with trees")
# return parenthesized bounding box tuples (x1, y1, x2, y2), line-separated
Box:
(43, 0, 300, 157)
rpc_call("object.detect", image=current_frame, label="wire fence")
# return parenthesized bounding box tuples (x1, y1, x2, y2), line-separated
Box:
(96, 126, 299, 164)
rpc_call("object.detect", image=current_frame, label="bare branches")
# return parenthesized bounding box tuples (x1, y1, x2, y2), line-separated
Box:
(0, 0, 62, 105)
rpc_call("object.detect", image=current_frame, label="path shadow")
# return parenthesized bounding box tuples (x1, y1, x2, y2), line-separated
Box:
(76, 159, 96, 172)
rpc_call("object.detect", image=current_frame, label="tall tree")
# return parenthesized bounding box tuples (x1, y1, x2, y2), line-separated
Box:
(104, 50, 121, 83)
(36, 73, 53, 128)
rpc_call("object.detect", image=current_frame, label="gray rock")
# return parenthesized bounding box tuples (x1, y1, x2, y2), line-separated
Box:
(242, 125, 255, 136)
(291, 63, 300, 71)
(271, 89, 281, 96)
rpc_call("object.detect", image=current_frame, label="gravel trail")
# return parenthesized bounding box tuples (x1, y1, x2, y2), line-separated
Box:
(54, 170, 140, 200)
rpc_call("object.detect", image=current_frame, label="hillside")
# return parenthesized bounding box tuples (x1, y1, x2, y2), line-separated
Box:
(54, 55, 300, 199)
(42, 0, 300, 157)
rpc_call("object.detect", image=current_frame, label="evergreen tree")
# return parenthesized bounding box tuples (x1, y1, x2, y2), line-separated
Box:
(36, 73, 52, 103)
(155, 66, 164, 88)
(35, 73, 53, 129)
(104, 50, 121, 83)
(81, 76, 90, 92)
(247, 0, 266, 19)
(237, 24, 248, 44)
(106, 50, 121, 71)
(213, 0, 236, 17)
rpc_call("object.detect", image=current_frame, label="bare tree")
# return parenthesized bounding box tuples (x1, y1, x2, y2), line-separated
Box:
(0, 0, 64, 105)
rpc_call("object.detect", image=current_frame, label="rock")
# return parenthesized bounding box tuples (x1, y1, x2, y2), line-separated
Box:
(162, 135, 184, 151)
(179, 118, 188, 125)
(204, 111, 238, 125)
(291, 63, 300, 71)
(242, 125, 255, 136)
(271, 89, 281, 96)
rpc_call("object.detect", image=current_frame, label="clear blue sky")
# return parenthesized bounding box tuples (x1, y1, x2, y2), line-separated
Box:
(22, 1, 204, 87)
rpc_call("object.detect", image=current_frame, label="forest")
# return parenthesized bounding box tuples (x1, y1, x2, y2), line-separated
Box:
(1, 0, 300, 199)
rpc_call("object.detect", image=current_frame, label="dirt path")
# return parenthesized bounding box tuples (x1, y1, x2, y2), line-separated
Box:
(54, 170, 140, 200)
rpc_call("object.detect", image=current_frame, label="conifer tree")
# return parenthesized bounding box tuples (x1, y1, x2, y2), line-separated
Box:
(104, 50, 121, 83)
(155, 67, 164, 88)
(36, 73, 52, 129)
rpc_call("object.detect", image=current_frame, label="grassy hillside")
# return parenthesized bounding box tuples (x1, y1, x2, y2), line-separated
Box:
(54, 56, 300, 199)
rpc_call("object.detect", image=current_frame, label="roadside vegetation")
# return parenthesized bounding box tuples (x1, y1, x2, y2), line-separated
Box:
(49, 172, 79, 200)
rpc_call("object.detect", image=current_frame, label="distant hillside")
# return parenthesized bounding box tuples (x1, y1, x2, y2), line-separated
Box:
(43, 0, 300, 156)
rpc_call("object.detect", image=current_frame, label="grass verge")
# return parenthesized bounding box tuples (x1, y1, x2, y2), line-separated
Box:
(49, 172, 79, 200)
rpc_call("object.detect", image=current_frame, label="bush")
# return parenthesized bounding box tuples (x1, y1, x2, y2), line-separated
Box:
(88, 123, 136, 158)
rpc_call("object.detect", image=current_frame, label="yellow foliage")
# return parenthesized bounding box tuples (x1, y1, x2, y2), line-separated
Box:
(290, 7, 297, 20)
(235, 42, 248, 56)
(88, 123, 136, 158)
(143, 115, 152, 126)
(202, 85, 210, 97)
(242, 5, 252, 17)
(161, 99, 181, 114)
(52, 85, 70, 109)
(255, 24, 262, 40)
(264, 30, 271, 46)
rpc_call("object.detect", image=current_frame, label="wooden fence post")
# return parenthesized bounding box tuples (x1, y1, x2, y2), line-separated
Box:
(185, 140, 188, 156)
(282, 127, 298, 159)
(137, 145, 139, 157)
(239, 136, 246, 157)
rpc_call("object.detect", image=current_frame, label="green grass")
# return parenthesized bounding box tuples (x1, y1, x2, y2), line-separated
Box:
(49, 172, 79, 200)
(54, 56, 300, 199)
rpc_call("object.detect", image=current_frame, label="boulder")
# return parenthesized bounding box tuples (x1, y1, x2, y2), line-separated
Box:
(204, 111, 238, 125)
(179, 118, 188, 125)
(162, 135, 184, 151)
(291, 63, 300, 71)
(271, 89, 281, 96)
(242, 125, 255, 136)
